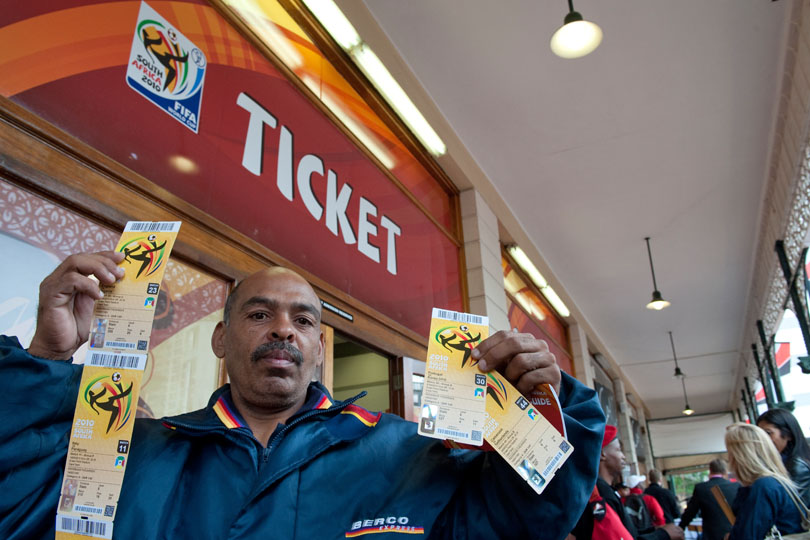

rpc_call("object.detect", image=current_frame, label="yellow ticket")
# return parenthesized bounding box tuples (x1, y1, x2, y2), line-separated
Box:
(418, 308, 488, 446)
(56, 221, 181, 539)
(481, 369, 573, 495)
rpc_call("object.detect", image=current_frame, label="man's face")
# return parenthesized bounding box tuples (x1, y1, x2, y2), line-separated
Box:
(212, 268, 324, 413)
(601, 438, 626, 480)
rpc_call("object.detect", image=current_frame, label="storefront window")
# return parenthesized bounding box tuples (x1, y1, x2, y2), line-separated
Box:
(0, 179, 226, 418)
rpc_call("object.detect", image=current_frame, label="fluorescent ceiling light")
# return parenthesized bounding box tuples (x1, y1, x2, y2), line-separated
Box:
(301, 0, 446, 157)
(539, 286, 571, 318)
(226, 0, 303, 69)
(301, 0, 361, 50)
(507, 245, 548, 288)
(305, 75, 396, 169)
(506, 245, 570, 318)
(351, 44, 446, 157)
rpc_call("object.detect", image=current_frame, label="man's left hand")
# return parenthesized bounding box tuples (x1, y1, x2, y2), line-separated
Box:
(471, 330, 561, 395)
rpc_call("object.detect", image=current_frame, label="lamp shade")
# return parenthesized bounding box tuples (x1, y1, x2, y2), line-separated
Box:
(550, 11, 603, 59)
(646, 290, 671, 311)
(682, 405, 695, 416)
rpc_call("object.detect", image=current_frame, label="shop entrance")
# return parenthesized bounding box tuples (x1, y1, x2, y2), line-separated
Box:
(330, 331, 393, 414)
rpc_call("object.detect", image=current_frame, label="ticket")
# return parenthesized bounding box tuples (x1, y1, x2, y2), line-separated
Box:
(482, 369, 573, 495)
(418, 308, 488, 446)
(56, 221, 181, 539)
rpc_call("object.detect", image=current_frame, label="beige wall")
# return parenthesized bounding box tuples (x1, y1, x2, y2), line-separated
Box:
(333, 352, 390, 412)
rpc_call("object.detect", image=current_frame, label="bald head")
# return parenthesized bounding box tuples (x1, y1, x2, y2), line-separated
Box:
(212, 265, 325, 426)
(224, 267, 321, 326)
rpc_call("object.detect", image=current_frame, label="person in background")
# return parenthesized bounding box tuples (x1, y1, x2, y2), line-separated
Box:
(616, 481, 655, 534)
(757, 407, 810, 507)
(645, 469, 681, 524)
(626, 475, 665, 528)
(725, 423, 805, 539)
(678, 458, 739, 540)
(571, 425, 684, 540)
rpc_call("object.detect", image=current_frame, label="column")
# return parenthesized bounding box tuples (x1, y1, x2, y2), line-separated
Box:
(459, 189, 509, 332)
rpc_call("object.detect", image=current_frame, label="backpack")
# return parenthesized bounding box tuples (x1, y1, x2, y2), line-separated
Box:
(588, 486, 633, 540)
(623, 494, 653, 534)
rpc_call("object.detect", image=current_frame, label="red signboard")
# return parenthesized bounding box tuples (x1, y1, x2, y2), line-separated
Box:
(0, 0, 462, 337)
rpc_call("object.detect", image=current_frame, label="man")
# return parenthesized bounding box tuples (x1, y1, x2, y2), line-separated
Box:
(645, 469, 682, 524)
(678, 459, 739, 540)
(571, 425, 683, 540)
(623, 475, 665, 530)
(0, 251, 605, 539)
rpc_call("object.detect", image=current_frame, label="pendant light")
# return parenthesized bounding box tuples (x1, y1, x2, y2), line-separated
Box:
(669, 331, 684, 378)
(550, 0, 603, 59)
(668, 331, 694, 415)
(645, 237, 671, 310)
(681, 377, 694, 416)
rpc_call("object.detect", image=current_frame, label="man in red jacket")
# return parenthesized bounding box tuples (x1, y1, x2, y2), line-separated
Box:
(571, 425, 683, 540)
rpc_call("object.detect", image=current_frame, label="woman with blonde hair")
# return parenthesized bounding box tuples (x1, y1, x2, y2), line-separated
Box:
(725, 422, 808, 539)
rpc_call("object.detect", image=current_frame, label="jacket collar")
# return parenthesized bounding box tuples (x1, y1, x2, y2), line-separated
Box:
(162, 381, 378, 438)
(210, 383, 334, 430)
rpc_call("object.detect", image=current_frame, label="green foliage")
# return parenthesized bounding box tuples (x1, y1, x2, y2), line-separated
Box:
(668, 471, 707, 503)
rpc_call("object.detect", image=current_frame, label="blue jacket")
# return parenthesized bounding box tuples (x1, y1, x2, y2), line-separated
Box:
(0, 335, 605, 539)
(728, 476, 804, 539)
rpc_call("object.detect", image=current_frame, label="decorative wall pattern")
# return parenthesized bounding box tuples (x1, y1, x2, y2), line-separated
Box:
(0, 181, 118, 254)
(738, 0, 810, 403)
(0, 179, 227, 418)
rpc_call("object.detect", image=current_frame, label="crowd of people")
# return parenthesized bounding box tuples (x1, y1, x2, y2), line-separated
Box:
(570, 409, 810, 540)
(1, 250, 810, 539)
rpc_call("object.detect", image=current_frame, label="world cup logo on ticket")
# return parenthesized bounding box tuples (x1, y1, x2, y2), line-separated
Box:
(434, 324, 482, 368)
(126, 1, 207, 132)
(486, 373, 507, 410)
(118, 233, 169, 280)
(82, 372, 135, 435)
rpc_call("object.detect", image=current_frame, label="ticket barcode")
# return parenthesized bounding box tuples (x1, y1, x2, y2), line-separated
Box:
(542, 451, 565, 478)
(432, 309, 486, 325)
(437, 427, 470, 439)
(74, 505, 103, 515)
(87, 352, 147, 370)
(56, 515, 113, 539)
(471, 430, 482, 442)
(124, 221, 181, 232)
(104, 341, 136, 349)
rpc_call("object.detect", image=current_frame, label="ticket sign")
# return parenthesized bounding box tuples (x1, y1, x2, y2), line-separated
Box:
(418, 308, 488, 446)
(56, 221, 181, 539)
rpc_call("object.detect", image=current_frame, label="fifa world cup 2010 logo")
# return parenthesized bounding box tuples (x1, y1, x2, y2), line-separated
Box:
(433, 324, 507, 410)
(434, 324, 481, 368)
(83, 372, 134, 435)
(119, 234, 167, 279)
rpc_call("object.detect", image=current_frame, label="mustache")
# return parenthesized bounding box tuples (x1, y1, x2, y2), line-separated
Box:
(250, 341, 304, 365)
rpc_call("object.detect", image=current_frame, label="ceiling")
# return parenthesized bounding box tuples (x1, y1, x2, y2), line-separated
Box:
(335, 0, 795, 418)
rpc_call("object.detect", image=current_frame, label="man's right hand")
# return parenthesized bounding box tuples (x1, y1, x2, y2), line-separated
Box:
(660, 523, 685, 540)
(27, 251, 125, 360)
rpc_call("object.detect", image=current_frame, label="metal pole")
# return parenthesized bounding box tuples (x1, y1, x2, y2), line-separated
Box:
(775, 242, 810, 361)
(744, 377, 759, 419)
(758, 320, 785, 403)
(751, 344, 775, 408)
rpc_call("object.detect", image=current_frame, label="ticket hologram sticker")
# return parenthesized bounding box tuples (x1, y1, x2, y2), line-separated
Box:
(418, 308, 488, 446)
(56, 221, 180, 540)
(482, 369, 573, 495)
